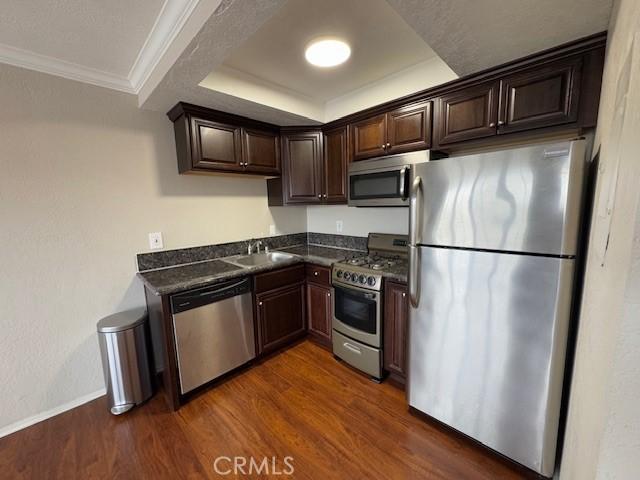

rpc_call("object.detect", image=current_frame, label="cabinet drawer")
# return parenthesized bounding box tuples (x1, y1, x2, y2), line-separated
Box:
(305, 264, 331, 286)
(254, 264, 305, 294)
(333, 330, 381, 378)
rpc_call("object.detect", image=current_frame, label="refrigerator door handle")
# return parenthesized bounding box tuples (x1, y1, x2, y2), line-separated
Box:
(408, 246, 421, 308)
(409, 175, 423, 246)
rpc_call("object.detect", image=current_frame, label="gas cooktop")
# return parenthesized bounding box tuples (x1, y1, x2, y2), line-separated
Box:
(332, 233, 408, 291)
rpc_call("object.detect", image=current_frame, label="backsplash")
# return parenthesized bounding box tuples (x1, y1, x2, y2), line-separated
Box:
(136, 232, 367, 271)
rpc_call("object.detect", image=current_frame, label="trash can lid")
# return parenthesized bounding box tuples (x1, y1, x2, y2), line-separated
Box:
(97, 307, 147, 333)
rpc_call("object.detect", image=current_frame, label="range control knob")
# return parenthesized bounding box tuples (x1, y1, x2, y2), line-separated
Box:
(348, 273, 355, 282)
(367, 276, 376, 286)
(336, 270, 343, 278)
(343, 272, 351, 281)
(358, 274, 366, 284)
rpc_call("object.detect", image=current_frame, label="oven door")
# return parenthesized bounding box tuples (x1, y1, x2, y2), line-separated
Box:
(332, 281, 381, 347)
(348, 166, 409, 207)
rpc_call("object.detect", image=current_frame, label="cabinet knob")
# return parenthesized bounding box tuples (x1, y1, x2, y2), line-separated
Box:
(402, 292, 406, 298)
(327, 293, 331, 297)
(498, 120, 505, 126)
(386, 142, 390, 148)
(314, 271, 319, 276)
(258, 301, 263, 306)
(489, 122, 495, 128)
(323, 194, 327, 198)
(318, 194, 322, 198)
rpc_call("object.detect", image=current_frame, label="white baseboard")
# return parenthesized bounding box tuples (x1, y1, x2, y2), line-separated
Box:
(0, 388, 106, 439)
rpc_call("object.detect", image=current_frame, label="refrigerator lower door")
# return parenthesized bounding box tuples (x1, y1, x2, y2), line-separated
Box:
(408, 246, 575, 477)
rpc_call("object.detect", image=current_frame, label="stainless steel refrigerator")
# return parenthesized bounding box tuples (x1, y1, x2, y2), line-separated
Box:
(407, 139, 587, 477)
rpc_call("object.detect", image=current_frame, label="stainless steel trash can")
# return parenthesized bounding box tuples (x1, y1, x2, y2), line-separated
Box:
(97, 307, 153, 415)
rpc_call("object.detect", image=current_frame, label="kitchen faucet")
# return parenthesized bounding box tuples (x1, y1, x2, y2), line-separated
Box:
(247, 240, 263, 255)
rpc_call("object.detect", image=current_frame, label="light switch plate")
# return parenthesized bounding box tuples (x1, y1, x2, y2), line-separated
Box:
(336, 220, 343, 233)
(148, 232, 163, 250)
(269, 224, 276, 235)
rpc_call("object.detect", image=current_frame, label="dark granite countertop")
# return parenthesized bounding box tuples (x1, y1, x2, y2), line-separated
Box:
(138, 244, 407, 296)
(276, 244, 361, 267)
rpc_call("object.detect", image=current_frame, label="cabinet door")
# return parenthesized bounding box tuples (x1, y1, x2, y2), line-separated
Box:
(351, 114, 387, 160)
(191, 117, 243, 171)
(498, 57, 582, 134)
(323, 126, 348, 204)
(242, 128, 280, 174)
(307, 283, 332, 342)
(434, 82, 499, 146)
(386, 102, 432, 154)
(383, 281, 408, 380)
(282, 132, 323, 204)
(256, 283, 306, 354)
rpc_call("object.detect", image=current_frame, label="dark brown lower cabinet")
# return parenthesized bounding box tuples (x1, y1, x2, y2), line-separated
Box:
(384, 280, 409, 384)
(254, 265, 306, 355)
(307, 282, 332, 342)
(305, 264, 332, 346)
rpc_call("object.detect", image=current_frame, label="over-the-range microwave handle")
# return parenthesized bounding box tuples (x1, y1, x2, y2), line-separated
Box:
(399, 166, 409, 200)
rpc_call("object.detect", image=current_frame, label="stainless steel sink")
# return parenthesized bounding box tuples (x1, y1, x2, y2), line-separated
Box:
(224, 251, 296, 268)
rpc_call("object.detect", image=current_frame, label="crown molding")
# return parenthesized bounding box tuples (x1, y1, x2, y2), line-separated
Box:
(0, 0, 204, 96)
(128, 0, 203, 94)
(0, 42, 134, 93)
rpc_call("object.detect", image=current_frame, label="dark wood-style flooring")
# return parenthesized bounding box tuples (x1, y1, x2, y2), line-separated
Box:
(0, 340, 527, 479)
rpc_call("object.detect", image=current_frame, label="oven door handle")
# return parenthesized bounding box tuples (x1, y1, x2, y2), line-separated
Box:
(334, 284, 377, 299)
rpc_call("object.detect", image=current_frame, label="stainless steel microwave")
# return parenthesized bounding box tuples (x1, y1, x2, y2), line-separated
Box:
(348, 150, 432, 207)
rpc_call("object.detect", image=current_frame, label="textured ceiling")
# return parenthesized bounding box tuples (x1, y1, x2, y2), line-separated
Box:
(220, 0, 436, 102)
(0, 0, 164, 75)
(386, 0, 613, 77)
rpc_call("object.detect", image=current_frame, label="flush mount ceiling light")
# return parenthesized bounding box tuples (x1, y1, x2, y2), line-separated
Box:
(305, 38, 351, 67)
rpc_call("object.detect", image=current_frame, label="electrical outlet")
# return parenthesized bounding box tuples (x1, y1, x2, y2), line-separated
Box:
(148, 232, 163, 250)
(336, 220, 343, 233)
(269, 224, 276, 235)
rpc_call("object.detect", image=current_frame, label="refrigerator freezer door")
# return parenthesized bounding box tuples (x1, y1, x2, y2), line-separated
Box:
(407, 246, 575, 476)
(410, 140, 586, 256)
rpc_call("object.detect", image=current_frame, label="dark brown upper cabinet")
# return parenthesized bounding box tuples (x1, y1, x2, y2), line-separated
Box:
(351, 102, 432, 161)
(497, 57, 582, 134)
(434, 82, 499, 146)
(168, 103, 280, 176)
(268, 127, 349, 206)
(280, 130, 323, 204)
(191, 118, 243, 172)
(386, 102, 432, 155)
(351, 114, 387, 160)
(242, 128, 280, 174)
(323, 126, 349, 203)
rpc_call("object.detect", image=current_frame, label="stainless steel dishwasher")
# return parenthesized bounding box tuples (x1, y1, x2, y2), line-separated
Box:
(171, 277, 255, 394)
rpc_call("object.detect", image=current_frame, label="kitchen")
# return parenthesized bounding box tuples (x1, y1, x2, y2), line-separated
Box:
(1, 0, 639, 479)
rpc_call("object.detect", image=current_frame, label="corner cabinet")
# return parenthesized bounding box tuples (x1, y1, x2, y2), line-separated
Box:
(351, 102, 432, 161)
(383, 280, 409, 384)
(168, 103, 280, 176)
(267, 127, 349, 206)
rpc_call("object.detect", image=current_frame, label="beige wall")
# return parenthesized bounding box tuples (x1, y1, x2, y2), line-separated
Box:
(306, 206, 409, 237)
(0, 63, 306, 435)
(560, 0, 640, 478)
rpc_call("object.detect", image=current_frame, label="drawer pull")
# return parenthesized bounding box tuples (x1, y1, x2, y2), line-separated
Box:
(314, 271, 319, 276)
(343, 342, 361, 355)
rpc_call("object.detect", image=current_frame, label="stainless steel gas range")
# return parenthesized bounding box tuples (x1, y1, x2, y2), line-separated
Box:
(331, 233, 408, 380)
